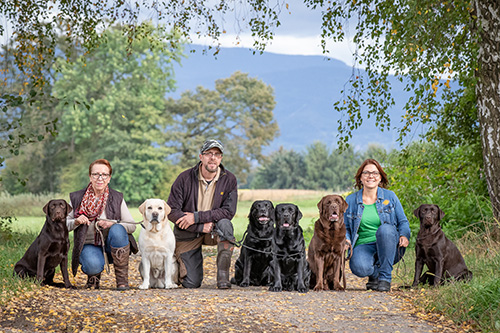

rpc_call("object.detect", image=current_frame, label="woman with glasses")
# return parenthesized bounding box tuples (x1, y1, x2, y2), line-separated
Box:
(66, 159, 137, 290)
(345, 159, 410, 292)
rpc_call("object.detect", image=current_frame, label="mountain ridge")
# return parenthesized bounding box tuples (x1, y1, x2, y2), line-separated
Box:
(168, 45, 412, 153)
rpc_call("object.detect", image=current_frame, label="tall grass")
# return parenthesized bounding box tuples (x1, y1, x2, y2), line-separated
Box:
(0, 230, 40, 306)
(0, 192, 68, 217)
(393, 225, 500, 332)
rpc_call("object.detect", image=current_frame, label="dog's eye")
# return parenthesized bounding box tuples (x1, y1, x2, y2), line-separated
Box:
(158, 207, 163, 210)
(147, 206, 153, 210)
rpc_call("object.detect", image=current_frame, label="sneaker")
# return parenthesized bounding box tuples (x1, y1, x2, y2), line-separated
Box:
(377, 280, 391, 292)
(366, 276, 378, 290)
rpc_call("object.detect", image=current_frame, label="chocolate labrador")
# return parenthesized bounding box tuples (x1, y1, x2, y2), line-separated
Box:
(232, 200, 275, 287)
(269, 203, 310, 293)
(412, 204, 472, 287)
(308, 194, 351, 291)
(14, 199, 74, 288)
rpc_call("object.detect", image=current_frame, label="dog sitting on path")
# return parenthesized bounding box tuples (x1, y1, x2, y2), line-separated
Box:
(412, 204, 472, 287)
(308, 194, 351, 291)
(14, 199, 74, 288)
(269, 203, 310, 293)
(232, 200, 275, 287)
(138, 199, 178, 289)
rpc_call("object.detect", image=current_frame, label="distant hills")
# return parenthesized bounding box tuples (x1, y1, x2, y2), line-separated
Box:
(167, 45, 415, 154)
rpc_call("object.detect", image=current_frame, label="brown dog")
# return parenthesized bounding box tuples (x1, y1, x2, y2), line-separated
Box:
(14, 199, 74, 288)
(412, 204, 472, 287)
(308, 194, 351, 291)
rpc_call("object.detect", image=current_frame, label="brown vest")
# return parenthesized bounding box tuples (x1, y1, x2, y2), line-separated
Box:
(69, 187, 137, 276)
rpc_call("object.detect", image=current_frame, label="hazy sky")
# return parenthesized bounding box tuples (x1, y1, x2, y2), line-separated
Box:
(190, 1, 357, 66)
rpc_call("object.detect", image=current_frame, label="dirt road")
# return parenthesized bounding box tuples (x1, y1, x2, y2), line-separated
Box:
(0, 250, 458, 332)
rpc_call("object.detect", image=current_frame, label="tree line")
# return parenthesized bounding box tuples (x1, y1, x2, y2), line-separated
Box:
(0, 25, 278, 204)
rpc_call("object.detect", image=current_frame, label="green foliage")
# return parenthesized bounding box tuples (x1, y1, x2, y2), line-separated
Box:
(251, 147, 308, 189)
(396, 232, 500, 332)
(165, 71, 279, 185)
(2, 24, 183, 205)
(387, 141, 491, 238)
(0, 230, 40, 306)
(251, 142, 389, 192)
(304, 0, 478, 146)
(0, 216, 14, 238)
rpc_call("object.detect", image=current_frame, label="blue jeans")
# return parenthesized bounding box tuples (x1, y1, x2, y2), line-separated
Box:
(349, 223, 406, 283)
(80, 224, 129, 276)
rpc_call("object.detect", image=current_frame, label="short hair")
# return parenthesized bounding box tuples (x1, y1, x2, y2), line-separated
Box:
(354, 159, 388, 190)
(89, 159, 112, 176)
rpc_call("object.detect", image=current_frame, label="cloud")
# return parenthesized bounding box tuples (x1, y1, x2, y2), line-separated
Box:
(188, 1, 358, 67)
(190, 33, 357, 67)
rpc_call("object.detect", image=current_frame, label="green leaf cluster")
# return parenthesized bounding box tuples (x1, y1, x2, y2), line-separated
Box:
(250, 142, 388, 191)
(165, 71, 279, 185)
(387, 140, 491, 238)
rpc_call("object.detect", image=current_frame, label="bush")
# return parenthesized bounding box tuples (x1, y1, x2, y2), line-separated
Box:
(387, 141, 492, 239)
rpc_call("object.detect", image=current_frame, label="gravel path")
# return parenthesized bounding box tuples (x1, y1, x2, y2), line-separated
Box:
(0, 250, 457, 332)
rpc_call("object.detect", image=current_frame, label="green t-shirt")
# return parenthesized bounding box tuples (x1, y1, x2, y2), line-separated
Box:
(355, 203, 381, 246)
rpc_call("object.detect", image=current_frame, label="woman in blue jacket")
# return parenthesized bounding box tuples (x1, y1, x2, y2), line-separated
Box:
(345, 159, 410, 292)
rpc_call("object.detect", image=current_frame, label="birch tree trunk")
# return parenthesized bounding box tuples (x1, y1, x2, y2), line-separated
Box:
(474, 0, 500, 234)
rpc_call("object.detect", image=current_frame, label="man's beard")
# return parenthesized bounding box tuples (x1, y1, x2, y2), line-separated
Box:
(205, 164, 218, 173)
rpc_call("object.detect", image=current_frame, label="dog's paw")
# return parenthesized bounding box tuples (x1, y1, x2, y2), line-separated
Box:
(313, 285, 326, 292)
(240, 280, 250, 287)
(297, 287, 308, 293)
(165, 283, 178, 289)
(138, 283, 149, 290)
(268, 285, 282, 292)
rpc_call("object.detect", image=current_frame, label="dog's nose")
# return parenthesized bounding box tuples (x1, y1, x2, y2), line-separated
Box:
(152, 212, 159, 219)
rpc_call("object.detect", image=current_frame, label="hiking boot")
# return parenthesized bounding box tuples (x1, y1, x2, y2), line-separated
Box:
(85, 273, 101, 289)
(111, 244, 130, 291)
(366, 276, 378, 290)
(216, 240, 233, 289)
(377, 280, 391, 292)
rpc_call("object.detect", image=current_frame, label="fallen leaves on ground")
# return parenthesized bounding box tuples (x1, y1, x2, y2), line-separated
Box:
(0, 249, 474, 332)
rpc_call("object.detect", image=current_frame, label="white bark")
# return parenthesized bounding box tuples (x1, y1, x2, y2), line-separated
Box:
(474, 0, 500, 223)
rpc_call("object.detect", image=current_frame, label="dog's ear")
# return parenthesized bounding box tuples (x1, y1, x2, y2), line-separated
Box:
(413, 205, 423, 218)
(65, 200, 72, 216)
(295, 205, 303, 222)
(248, 201, 257, 219)
(269, 201, 275, 220)
(340, 196, 348, 213)
(163, 200, 171, 218)
(435, 205, 445, 220)
(138, 200, 147, 215)
(317, 197, 324, 214)
(43, 201, 50, 215)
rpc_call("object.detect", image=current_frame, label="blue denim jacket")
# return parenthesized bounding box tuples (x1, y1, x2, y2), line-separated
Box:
(345, 187, 411, 247)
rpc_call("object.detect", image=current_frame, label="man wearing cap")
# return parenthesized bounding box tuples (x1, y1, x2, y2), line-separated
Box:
(167, 139, 238, 289)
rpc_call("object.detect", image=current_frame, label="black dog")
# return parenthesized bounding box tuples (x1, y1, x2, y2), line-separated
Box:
(232, 200, 275, 287)
(412, 204, 472, 287)
(14, 199, 74, 288)
(269, 203, 310, 293)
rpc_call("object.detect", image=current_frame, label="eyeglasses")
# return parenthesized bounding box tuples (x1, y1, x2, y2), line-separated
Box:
(202, 152, 223, 158)
(361, 171, 380, 177)
(91, 173, 110, 180)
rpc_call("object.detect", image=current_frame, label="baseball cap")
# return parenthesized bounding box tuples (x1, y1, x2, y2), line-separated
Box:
(200, 139, 224, 154)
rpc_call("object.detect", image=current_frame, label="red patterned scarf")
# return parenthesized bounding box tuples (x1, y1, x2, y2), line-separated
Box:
(75, 183, 109, 246)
